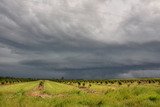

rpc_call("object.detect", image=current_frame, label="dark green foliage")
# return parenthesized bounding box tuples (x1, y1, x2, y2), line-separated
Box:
(39, 81, 44, 86)
(78, 82, 81, 87)
(149, 96, 157, 102)
(105, 81, 108, 84)
(0, 77, 36, 85)
(138, 81, 141, 85)
(1, 81, 5, 85)
(82, 83, 85, 87)
(118, 81, 122, 85)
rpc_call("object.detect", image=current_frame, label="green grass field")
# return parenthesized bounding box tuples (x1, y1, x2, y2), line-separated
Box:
(1, 80, 160, 107)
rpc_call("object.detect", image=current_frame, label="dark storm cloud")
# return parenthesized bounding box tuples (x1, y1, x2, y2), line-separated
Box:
(0, 0, 160, 79)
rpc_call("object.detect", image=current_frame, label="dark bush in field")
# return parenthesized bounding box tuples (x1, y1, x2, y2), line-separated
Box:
(1, 81, 5, 85)
(83, 83, 85, 87)
(89, 84, 92, 87)
(105, 81, 108, 84)
(118, 81, 122, 85)
(78, 82, 81, 87)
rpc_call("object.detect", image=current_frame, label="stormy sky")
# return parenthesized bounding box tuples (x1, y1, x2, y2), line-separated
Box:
(0, 0, 160, 79)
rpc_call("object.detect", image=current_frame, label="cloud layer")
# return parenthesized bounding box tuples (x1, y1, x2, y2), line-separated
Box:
(0, 0, 160, 79)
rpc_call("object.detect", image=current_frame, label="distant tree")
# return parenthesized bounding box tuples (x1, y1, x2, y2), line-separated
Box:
(61, 77, 64, 80)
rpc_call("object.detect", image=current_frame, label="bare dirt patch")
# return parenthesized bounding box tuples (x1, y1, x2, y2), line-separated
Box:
(78, 86, 98, 94)
(27, 81, 52, 98)
(29, 91, 52, 98)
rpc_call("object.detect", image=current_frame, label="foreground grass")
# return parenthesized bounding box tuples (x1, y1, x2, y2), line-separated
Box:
(0, 81, 160, 107)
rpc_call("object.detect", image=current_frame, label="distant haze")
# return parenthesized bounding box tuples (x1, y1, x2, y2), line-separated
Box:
(0, 0, 160, 79)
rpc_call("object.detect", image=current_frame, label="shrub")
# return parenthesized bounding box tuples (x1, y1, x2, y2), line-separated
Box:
(78, 82, 81, 87)
(118, 81, 122, 85)
(83, 83, 85, 87)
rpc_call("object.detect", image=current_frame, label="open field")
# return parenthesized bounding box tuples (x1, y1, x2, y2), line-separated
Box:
(1, 79, 160, 107)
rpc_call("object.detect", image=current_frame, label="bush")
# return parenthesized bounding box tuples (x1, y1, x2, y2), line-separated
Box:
(83, 83, 85, 87)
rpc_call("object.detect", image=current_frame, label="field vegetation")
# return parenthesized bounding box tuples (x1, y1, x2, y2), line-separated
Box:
(1, 77, 160, 107)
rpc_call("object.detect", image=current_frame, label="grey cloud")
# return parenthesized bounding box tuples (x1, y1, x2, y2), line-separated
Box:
(0, 0, 160, 79)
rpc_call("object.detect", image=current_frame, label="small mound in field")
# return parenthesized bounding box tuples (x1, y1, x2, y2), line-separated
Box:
(38, 93, 52, 98)
(79, 86, 87, 89)
(78, 86, 98, 94)
(29, 91, 52, 98)
(53, 93, 68, 98)
(85, 89, 98, 94)
(27, 85, 52, 98)
(29, 93, 52, 98)
(37, 85, 44, 90)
